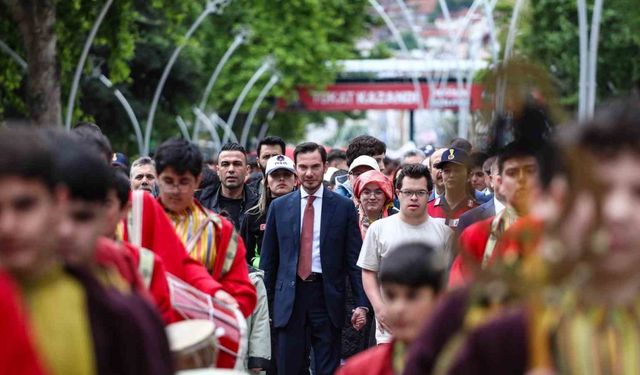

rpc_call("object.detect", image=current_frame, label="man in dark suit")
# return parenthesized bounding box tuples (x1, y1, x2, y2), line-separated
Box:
(456, 158, 504, 234)
(261, 142, 369, 375)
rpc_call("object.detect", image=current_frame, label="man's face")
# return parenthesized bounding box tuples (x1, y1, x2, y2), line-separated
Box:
(296, 151, 327, 194)
(348, 165, 374, 186)
(397, 177, 430, 219)
(429, 149, 445, 191)
(58, 199, 107, 266)
(267, 170, 296, 197)
(158, 167, 200, 213)
(595, 152, 640, 274)
(372, 153, 386, 171)
(496, 157, 539, 215)
(469, 166, 487, 191)
(382, 283, 437, 343)
(131, 164, 157, 193)
(441, 163, 468, 192)
(103, 190, 128, 238)
(258, 144, 284, 171)
(0, 178, 64, 279)
(218, 151, 248, 190)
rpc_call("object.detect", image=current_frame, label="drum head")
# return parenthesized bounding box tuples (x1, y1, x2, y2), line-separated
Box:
(166, 319, 216, 352)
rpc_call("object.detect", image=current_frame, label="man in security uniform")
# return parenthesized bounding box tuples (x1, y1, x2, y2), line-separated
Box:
(428, 148, 479, 229)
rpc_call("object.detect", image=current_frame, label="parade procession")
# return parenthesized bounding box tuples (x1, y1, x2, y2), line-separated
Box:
(1, 1, 640, 374)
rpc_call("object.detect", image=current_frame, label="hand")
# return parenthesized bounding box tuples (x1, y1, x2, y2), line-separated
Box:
(374, 306, 392, 334)
(351, 307, 367, 330)
(214, 289, 239, 308)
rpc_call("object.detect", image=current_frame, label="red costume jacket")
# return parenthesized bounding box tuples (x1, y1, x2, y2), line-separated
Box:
(428, 196, 479, 229)
(335, 342, 394, 375)
(448, 217, 493, 288)
(0, 271, 46, 375)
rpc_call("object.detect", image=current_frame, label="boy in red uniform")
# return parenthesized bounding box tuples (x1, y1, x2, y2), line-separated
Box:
(448, 142, 541, 287)
(428, 148, 479, 229)
(154, 138, 256, 318)
(336, 242, 446, 375)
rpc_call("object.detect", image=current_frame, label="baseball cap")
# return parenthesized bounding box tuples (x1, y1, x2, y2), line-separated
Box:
(265, 154, 296, 176)
(434, 148, 470, 169)
(349, 155, 380, 173)
(111, 152, 129, 169)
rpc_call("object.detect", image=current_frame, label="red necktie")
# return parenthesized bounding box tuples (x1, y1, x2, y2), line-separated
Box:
(298, 195, 316, 280)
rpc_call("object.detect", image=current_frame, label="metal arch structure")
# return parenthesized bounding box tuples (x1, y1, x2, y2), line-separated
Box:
(65, 0, 114, 130)
(368, 0, 424, 109)
(239, 74, 279, 147)
(144, 0, 232, 155)
(193, 28, 250, 141)
(577, 0, 604, 121)
(193, 107, 222, 150)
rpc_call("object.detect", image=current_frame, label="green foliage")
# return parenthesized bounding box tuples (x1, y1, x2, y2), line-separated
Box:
(0, 0, 371, 156)
(517, 0, 640, 107)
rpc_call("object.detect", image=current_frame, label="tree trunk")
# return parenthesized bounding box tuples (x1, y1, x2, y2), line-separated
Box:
(3, 0, 61, 127)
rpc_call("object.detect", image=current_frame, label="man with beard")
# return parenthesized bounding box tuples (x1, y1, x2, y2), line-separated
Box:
(199, 142, 259, 231)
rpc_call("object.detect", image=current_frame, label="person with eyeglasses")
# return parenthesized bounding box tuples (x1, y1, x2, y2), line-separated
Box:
(357, 164, 453, 345)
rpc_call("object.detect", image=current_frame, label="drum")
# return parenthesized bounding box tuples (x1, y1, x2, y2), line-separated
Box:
(166, 320, 218, 370)
(167, 273, 248, 370)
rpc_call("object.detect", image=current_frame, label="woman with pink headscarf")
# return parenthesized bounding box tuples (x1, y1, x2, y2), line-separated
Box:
(353, 170, 399, 239)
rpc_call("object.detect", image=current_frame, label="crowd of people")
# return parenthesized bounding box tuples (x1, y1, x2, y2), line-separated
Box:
(1, 98, 640, 375)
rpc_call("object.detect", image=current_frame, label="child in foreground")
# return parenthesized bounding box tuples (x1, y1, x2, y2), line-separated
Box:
(336, 242, 446, 375)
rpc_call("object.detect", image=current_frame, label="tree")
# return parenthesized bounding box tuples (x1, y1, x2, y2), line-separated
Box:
(0, 0, 372, 154)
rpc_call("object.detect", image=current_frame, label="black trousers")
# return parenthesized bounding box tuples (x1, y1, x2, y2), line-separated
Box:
(276, 279, 341, 375)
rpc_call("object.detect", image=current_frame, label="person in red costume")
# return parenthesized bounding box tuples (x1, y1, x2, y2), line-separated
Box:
(151, 138, 256, 318)
(337, 242, 445, 375)
(448, 142, 540, 288)
(0, 271, 47, 375)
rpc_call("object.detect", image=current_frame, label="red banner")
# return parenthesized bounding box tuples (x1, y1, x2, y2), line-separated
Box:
(296, 83, 483, 111)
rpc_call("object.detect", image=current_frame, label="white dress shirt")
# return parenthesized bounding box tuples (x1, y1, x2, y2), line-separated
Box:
(494, 196, 505, 216)
(300, 187, 323, 273)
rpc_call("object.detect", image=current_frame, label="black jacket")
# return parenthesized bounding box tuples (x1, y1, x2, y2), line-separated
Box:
(198, 182, 260, 231)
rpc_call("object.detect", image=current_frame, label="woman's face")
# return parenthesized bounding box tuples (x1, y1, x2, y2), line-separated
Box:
(359, 182, 386, 215)
(267, 169, 296, 197)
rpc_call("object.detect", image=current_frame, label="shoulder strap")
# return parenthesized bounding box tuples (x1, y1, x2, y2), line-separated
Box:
(129, 190, 144, 247)
(185, 213, 216, 254)
(137, 247, 155, 289)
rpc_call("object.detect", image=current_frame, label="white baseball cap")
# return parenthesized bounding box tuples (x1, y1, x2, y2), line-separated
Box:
(265, 154, 296, 176)
(349, 155, 380, 173)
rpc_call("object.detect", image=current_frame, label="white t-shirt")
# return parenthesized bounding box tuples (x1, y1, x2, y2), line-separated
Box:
(357, 214, 453, 343)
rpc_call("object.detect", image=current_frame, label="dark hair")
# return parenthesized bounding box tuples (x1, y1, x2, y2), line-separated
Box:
(155, 138, 203, 177)
(346, 135, 386, 166)
(110, 169, 131, 208)
(379, 242, 446, 292)
(395, 164, 433, 192)
(577, 100, 640, 158)
(536, 141, 564, 191)
(327, 149, 347, 163)
(294, 142, 327, 164)
(497, 141, 538, 175)
(449, 138, 472, 153)
(220, 142, 247, 156)
(198, 167, 219, 190)
(54, 134, 112, 203)
(72, 122, 113, 163)
(0, 128, 58, 192)
(470, 152, 489, 169)
(256, 136, 285, 157)
(482, 156, 497, 174)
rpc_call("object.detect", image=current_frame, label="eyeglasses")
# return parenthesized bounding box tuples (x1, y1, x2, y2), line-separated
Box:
(159, 179, 193, 193)
(398, 190, 429, 198)
(361, 189, 385, 198)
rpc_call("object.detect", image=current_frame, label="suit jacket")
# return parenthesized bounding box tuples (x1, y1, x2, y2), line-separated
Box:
(456, 198, 495, 234)
(260, 187, 368, 329)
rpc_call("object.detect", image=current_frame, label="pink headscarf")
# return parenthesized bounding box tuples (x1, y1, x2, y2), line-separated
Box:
(353, 170, 395, 239)
(353, 170, 394, 204)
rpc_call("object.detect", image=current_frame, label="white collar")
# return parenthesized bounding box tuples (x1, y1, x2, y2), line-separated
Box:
(494, 197, 505, 215)
(300, 186, 324, 200)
